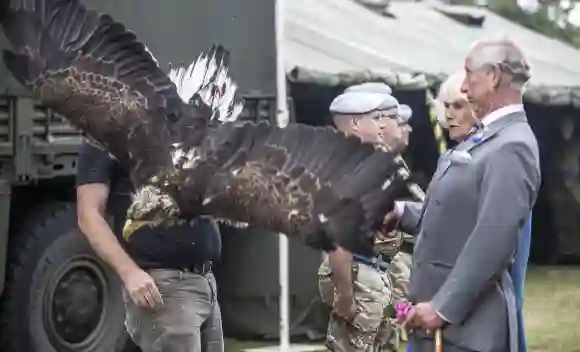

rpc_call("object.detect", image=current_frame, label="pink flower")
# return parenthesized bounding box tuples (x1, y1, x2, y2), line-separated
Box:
(395, 301, 412, 321)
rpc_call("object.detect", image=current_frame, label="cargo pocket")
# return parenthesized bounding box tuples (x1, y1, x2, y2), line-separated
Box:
(350, 299, 383, 333)
(350, 265, 389, 333)
(318, 275, 335, 307)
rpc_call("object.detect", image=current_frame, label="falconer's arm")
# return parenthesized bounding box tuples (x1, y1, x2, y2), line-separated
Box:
(328, 247, 355, 301)
(76, 143, 140, 280)
(430, 141, 540, 324)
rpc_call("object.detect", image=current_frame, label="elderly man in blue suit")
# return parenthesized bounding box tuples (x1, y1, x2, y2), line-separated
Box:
(407, 220, 531, 352)
(403, 68, 533, 352)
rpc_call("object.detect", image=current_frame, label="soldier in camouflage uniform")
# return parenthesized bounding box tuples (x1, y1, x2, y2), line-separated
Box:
(384, 104, 417, 349)
(318, 83, 415, 352)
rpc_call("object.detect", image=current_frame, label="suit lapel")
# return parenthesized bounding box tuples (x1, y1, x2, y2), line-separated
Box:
(465, 112, 527, 153)
(420, 112, 527, 225)
(433, 156, 452, 182)
(434, 112, 527, 182)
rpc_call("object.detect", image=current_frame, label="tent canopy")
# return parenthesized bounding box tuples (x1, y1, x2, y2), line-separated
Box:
(285, 0, 580, 105)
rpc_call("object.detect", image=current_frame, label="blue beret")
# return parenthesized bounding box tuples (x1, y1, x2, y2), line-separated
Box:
(330, 91, 386, 114)
(377, 94, 399, 112)
(398, 104, 413, 122)
(330, 91, 400, 115)
(344, 82, 392, 95)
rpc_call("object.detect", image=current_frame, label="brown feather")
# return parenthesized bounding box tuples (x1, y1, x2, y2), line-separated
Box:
(0, 0, 199, 187)
(167, 121, 412, 252)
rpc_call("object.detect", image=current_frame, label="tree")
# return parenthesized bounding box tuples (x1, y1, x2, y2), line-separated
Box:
(487, 0, 580, 47)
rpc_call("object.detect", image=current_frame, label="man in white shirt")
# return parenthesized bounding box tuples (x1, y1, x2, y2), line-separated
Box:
(393, 39, 541, 352)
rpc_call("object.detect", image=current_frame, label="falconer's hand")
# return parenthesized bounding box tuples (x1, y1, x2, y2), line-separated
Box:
(122, 268, 164, 309)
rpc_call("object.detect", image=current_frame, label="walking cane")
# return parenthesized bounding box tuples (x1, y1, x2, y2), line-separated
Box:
(401, 326, 442, 352)
(435, 328, 442, 352)
(400, 322, 408, 341)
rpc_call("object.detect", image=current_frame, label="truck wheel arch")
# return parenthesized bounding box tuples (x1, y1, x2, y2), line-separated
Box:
(0, 201, 137, 352)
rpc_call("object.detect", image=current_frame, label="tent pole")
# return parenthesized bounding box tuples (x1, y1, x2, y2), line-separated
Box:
(275, 0, 290, 350)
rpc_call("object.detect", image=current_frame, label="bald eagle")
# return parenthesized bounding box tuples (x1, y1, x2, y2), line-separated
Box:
(0, 0, 414, 252)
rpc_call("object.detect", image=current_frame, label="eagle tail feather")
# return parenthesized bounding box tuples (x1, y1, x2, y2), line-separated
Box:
(2, 50, 39, 85)
(168, 44, 244, 123)
(0, 9, 42, 53)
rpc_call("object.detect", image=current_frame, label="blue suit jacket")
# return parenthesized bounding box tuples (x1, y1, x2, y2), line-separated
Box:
(511, 214, 532, 352)
(407, 214, 532, 352)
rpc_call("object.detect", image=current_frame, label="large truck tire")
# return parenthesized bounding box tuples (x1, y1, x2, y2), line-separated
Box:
(0, 202, 136, 352)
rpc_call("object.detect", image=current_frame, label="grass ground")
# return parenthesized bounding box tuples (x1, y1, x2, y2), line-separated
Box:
(524, 266, 580, 352)
(226, 266, 580, 352)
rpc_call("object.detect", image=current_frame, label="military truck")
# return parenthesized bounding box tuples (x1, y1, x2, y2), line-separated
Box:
(0, 72, 136, 351)
(0, 0, 279, 350)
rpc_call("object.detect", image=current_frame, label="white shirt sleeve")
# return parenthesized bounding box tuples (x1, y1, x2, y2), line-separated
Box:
(394, 201, 406, 217)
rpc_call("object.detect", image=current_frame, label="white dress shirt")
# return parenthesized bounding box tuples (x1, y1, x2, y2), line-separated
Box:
(480, 104, 524, 127)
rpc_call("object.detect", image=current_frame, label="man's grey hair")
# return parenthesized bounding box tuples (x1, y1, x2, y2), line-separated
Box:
(469, 38, 531, 88)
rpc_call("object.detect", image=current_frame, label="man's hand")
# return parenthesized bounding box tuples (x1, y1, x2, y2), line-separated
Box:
(122, 268, 164, 309)
(328, 247, 355, 320)
(404, 302, 444, 330)
(334, 295, 356, 321)
(381, 209, 401, 234)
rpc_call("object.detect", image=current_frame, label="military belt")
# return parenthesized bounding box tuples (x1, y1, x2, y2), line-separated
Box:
(352, 254, 390, 271)
(182, 261, 213, 275)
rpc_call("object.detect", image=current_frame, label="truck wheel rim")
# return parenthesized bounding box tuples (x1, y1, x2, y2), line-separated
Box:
(43, 255, 110, 348)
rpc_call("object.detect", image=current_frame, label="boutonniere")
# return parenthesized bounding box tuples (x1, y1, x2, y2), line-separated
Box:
(438, 149, 451, 162)
(469, 125, 486, 144)
(447, 150, 472, 164)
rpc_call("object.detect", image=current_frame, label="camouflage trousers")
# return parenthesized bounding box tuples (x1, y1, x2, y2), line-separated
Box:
(386, 251, 412, 343)
(318, 256, 398, 351)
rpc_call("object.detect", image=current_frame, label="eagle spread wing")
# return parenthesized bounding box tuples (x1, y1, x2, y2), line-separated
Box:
(0, 0, 235, 186)
(170, 121, 413, 250)
(1, 0, 415, 252)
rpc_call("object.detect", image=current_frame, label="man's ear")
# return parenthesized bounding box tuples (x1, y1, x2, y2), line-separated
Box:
(349, 116, 359, 129)
(491, 64, 503, 89)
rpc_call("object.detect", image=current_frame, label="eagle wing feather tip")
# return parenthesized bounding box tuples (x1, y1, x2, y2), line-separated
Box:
(167, 44, 243, 123)
(382, 176, 394, 190)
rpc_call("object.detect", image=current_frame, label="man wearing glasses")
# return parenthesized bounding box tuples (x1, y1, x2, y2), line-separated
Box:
(318, 83, 414, 352)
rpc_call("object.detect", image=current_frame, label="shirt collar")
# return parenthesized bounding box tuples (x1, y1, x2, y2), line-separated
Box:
(480, 104, 524, 127)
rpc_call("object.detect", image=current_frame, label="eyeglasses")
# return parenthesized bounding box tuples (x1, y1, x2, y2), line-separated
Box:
(373, 112, 408, 126)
